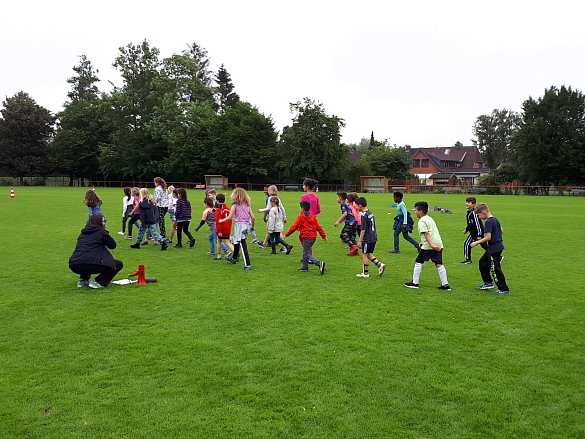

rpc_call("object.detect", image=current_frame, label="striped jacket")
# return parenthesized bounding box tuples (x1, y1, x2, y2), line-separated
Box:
(175, 199, 192, 222)
(465, 208, 483, 238)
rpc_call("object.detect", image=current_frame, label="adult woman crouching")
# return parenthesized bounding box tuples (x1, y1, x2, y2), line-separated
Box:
(69, 213, 123, 289)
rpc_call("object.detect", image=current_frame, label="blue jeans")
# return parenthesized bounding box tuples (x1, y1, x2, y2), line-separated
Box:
(208, 229, 216, 253)
(393, 227, 419, 252)
(136, 224, 164, 244)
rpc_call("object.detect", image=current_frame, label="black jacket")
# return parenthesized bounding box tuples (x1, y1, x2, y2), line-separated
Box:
(139, 199, 158, 225)
(69, 224, 117, 269)
(465, 208, 484, 238)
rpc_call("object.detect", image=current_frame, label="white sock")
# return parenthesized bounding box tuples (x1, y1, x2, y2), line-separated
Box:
(437, 265, 448, 286)
(413, 263, 422, 284)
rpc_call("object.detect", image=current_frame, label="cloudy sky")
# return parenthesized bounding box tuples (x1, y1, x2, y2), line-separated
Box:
(1, 0, 582, 146)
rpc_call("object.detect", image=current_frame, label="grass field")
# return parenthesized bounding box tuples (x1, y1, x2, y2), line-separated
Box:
(1, 187, 584, 438)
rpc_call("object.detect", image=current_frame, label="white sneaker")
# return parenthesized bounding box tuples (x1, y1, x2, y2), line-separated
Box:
(378, 263, 386, 277)
(88, 280, 104, 289)
(356, 272, 370, 278)
(77, 280, 89, 288)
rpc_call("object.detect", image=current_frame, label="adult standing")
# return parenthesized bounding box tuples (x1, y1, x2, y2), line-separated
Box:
(154, 177, 169, 239)
(69, 214, 123, 289)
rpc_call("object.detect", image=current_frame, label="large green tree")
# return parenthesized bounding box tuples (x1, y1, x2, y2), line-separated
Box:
(472, 109, 521, 170)
(215, 64, 240, 113)
(364, 143, 411, 179)
(513, 86, 585, 184)
(51, 55, 111, 183)
(0, 92, 54, 181)
(278, 98, 346, 181)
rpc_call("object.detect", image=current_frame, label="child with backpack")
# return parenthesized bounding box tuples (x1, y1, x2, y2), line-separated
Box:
(390, 191, 418, 253)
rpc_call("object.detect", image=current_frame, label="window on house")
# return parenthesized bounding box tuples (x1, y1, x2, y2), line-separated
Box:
(412, 159, 420, 167)
(421, 159, 429, 167)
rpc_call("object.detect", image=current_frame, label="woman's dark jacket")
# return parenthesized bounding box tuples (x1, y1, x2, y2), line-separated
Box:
(69, 224, 117, 269)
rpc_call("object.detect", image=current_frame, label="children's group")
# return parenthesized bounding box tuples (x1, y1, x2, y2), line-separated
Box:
(82, 177, 510, 295)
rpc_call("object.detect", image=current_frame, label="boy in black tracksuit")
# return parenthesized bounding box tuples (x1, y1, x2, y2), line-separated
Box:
(471, 203, 510, 295)
(462, 197, 484, 264)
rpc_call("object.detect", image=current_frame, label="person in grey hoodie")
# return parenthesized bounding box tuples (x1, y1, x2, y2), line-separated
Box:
(267, 196, 293, 255)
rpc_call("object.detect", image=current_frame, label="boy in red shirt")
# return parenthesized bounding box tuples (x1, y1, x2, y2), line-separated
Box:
(214, 194, 234, 259)
(285, 201, 327, 275)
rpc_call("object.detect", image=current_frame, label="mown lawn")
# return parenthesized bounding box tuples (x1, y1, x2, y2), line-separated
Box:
(1, 187, 584, 438)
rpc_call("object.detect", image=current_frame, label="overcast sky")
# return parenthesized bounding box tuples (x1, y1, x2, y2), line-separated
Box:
(1, 0, 583, 146)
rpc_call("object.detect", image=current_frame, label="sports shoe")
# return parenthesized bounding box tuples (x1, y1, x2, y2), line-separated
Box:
(378, 263, 386, 277)
(160, 241, 168, 251)
(356, 272, 370, 278)
(319, 261, 326, 275)
(285, 245, 293, 255)
(479, 282, 495, 290)
(280, 247, 287, 253)
(461, 260, 472, 264)
(403, 282, 419, 289)
(88, 280, 104, 289)
(189, 239, 196, 248)
(214, 254, 222, 260)
(243, 265, 252, 272)
(494, 290, 510, 296)
(130, 243, 141, 249)
(77, 279, 89, 288)
(117, 231, 124, 236)
(225, 256, 238, 264)
(438, 284, 452, 291)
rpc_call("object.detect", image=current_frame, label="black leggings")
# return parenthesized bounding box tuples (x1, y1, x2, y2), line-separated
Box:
(127, 215, 140, 237)
(269, 232, 289, 254)
(232, 238, 251, 266)
(158, 207, 168, 238)
(177, 221, 194, 246)
(69, 260, 124, 287)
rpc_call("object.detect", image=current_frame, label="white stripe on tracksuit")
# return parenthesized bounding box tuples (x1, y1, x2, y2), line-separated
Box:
(464, 234, 474, 261)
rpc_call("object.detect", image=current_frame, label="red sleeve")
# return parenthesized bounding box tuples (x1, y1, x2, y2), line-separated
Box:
(285, 214, 301, 237)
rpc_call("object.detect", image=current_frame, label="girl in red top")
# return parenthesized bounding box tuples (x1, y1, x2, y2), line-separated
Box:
(214, 194, 234, 260)
(285, 201, 327, 275)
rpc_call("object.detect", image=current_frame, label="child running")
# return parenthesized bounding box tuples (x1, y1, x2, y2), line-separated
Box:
(404, 201, 450, 291)
(84, 189, 102, 217)
(130, 188, 168, 251)
(220, 188, 254, 271)
(167, 186, 177, 244)
(355, 197, 385, 278)
(173, 188, 196, 248)
(267, 196, 293, 255)
(462, 196, 484, 264)
(259, 185, 287, 250)
(195, 197, 218, 255)
(126, 187, 140, 241)
(334, 192, 359, 256)
(390, 191, 418, 253)
(154, 177, 169, 239)
(285, 200, 326, 275)
(119, 187, 134, 237)
(214, 194, 234, 260)
(471, 203, 510, 295)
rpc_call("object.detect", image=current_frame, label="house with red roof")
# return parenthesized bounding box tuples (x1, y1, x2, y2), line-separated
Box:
(407, 145, 489, 186)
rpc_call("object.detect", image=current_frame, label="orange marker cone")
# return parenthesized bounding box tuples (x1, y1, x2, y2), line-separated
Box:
(130, 264, 146, 285)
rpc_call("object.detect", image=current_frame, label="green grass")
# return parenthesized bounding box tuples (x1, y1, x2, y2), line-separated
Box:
(1, 187, 584, 438)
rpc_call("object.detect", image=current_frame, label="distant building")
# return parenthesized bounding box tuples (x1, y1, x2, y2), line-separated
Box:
(407, 145, 489, 186)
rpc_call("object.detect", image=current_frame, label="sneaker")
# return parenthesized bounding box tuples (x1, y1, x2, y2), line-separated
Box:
(88, 280, 104, 289)
(117, 231, 124, 236)
(494, 290, 510, 296)
(319, 261, 326, 275)
(298, 268, 309, 272)
(479, 282, 495, 290)
(378, 263, 386, 277)
(254, 240, 265, 249)
(403, 282, 419, 289)
(280, 247, 287, 253)
(243, 265, 252, 272)
(130, 243, 141, 249)
(356, 272, 370, 278)
(461, 260, 472, 264)
(285, 245, 293, 255)
(226, 256, 238, 264)
(214, 254, 222, 260)
(189, 239, 196, 248)
(77, 279, 89, 288)
(160, 241, 168, 251)
(174, 243, 183, 248)
(438, 284, 452, 291)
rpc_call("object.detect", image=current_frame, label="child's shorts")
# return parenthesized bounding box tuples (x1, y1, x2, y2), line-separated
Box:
(232, 223, 251, 244)
(361, 241, 376, 254)
(416, 249, 443, 265)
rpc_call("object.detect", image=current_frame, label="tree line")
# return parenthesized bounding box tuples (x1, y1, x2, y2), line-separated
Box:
(473, 86, 585, 185)
(0, 39, 583, 186)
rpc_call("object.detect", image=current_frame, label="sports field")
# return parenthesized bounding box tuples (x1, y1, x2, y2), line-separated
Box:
(1, 187, 583, 438)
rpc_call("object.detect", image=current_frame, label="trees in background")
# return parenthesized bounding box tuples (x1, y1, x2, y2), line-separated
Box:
(472, 109, 521, 170)
(0, 92, 54, 182)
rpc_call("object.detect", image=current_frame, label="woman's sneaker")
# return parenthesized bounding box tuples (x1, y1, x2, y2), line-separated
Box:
(77, 279, 89, 288)
(403, 282, 419, 289)
(378, 263, 386, 277)
(88, 280, 104, 289)
(438, 284, 452, 291)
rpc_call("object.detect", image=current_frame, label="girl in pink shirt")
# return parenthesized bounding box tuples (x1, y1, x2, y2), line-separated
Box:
(300, 178, 321, 216)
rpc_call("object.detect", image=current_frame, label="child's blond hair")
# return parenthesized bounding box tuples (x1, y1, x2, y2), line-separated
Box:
(231, 187, 251, 206)
(139, 187, 154, 202)
(131, 187, 140, 196)
(267, 185, 278, 196)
